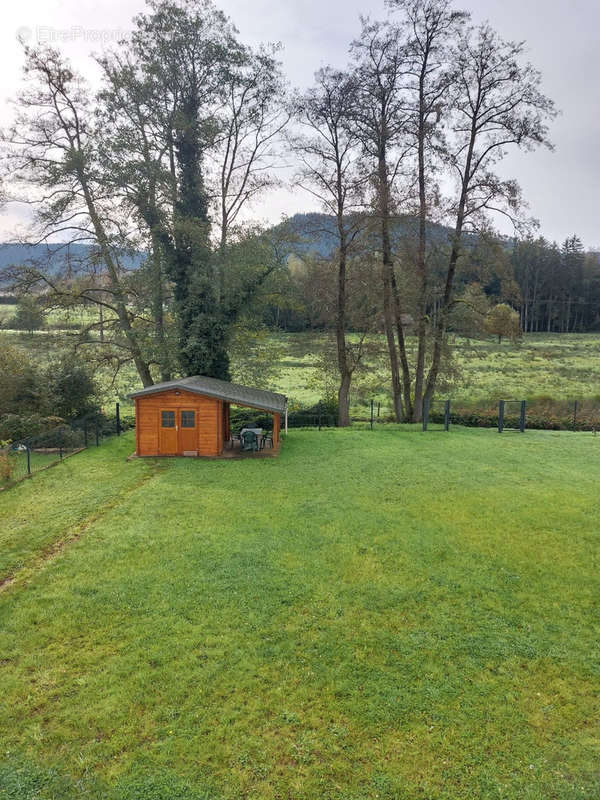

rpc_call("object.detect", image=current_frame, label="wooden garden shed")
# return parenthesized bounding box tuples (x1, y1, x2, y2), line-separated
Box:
(129, 376, 288, 458)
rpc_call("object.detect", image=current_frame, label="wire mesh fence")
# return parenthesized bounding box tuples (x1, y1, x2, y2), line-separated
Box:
(497, 399, 527, 433)
(284, 396, 600, 433)
(286, 412, 337, 429)
(0, 406, 129, 490)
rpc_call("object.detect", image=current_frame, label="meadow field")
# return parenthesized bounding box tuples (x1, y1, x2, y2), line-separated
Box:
(2, 309, 600, 418)
(0, 427, 599, 799)
(271, 331, 600, 412)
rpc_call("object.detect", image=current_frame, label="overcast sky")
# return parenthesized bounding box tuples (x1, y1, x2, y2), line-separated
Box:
(1, 0, 598, 246)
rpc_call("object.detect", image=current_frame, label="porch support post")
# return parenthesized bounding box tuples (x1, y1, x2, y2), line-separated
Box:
(284, 405, 288, 435)
(273, 413, 281, 447)
(224, 402, 230, 444)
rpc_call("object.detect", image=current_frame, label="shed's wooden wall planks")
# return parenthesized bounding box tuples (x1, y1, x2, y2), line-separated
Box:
(136, 389, 221, 457)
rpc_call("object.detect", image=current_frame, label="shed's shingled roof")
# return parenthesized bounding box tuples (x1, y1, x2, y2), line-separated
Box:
(129, 376, 287, 414)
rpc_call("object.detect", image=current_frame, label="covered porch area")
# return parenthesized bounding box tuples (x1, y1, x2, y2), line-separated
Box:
(221, 399, 286, 457)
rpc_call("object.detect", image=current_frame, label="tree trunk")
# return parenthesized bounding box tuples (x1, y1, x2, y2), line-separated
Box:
(151, 230, 171, 382)
(413, 65, 428, 423)
(383, 269, 404, 422)
(336, 217, 352, 427)
(378, 139, 404, 422)
(423, 234, 462, 407)
(338, 369, 352, 427)
(391, 268, 413, 419)
(423, 106, 478, 407)
(218, 213, 228, 304)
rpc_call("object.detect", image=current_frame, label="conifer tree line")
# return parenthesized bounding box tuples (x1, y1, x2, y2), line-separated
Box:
(512, 236, 600, 333)
(0, 0, 565, 425)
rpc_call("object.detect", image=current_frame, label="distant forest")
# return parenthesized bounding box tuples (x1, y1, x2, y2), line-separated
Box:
(2, 215, 599, 335)
(257, 214, 600, 335)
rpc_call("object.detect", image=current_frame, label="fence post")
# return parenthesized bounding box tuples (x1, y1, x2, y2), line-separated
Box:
(116, 402, 121, 436)
(444, 399, 450, 432)
(422, 397, 429, 432)
(26, 444, 31, 476)
(498, 400, 505, 433)
(572, 400, 578, 431)
(519, 400, 526, 433)
(370, 399, 374, 430)
(377, 402, 380, 418)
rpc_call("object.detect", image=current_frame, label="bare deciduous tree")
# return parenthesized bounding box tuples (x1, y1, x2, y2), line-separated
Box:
(389, 0, 468, 420)
(212, 45, 289, 255)
(1, 45, 154, 386)
(423, 23, 556, 404)
(350, 19, 414, 421)
(292, 68, 367, 426)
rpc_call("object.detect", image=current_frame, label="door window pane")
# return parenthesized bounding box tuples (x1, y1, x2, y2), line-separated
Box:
(161, 411, 175, 428)
(181, 410, 195, 428)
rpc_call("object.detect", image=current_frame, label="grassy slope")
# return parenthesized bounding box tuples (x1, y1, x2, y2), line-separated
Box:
(0, 437, 153, 580)
(0, 428, 599, 799)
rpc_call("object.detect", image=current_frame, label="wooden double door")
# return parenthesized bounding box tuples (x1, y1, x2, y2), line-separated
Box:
(159, 408, 198, 455)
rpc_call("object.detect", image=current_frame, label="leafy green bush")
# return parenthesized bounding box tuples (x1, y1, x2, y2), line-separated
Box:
(102, 412, 135, 434)
(228, 397, 339, 432)
(6, 295, 45, 333)
(0, 411, 130, 447)
(29, 424, 84, 450)
(229, 407, 273, 432)
(286, 397, 338, 428)
(0, 414, 64, 442)
(0, 347, 100, 420)
(48, 360, 100, 420)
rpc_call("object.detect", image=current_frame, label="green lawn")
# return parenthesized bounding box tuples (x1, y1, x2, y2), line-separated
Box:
(0, 438, 154, 580)
(0, 428, 598, 799)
